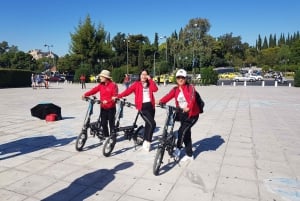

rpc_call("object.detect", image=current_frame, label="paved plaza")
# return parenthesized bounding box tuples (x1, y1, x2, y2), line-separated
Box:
(0, 82, 300, 201)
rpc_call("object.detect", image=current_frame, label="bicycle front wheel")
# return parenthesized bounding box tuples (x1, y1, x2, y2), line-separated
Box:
(75, 130, 87, 151)
(102, 135, 116, 157)
(153, 146, 165, 176)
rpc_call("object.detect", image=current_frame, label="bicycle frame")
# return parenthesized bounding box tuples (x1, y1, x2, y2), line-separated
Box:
(158, 104, 178, 155)
(83, 97, 101, 129)
(75, 96, 103, 151)
(114, 99, 140, 137)
(102, 98, 144, 157)
(153, 103, 180, 176)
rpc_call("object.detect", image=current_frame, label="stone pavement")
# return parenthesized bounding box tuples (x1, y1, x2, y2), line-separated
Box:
(0, 82, 299, 201)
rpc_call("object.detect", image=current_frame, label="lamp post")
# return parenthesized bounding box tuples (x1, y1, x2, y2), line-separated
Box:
(124, 37, 130, 75)
(44, 44, 54, 66)
(192, 23, 197, 70)
(153, 51, 158, 77)
(159, 36, 167, 62)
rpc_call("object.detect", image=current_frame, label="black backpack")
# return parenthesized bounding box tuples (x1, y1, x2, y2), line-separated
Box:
(194, 90, 205, 113)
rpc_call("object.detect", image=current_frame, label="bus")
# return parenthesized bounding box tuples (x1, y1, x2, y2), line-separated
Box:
(214, 67, 235, 74)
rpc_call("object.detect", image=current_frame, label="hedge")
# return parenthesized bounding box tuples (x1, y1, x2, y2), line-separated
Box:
(0, 69, 32, 88)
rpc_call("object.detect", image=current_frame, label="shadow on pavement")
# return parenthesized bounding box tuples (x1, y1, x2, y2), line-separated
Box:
(41, 161, 133, 201)
(0, 135, 76, 160)
(61, 117, 76, 120)
(193, 135, 225, 158)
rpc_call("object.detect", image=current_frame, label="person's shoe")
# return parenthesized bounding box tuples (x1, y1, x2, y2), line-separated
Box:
(143, 141, 150, 152)
(147, 141, 151, 152)
(181, 155, 194, 162)
(173, 148, 181, 160)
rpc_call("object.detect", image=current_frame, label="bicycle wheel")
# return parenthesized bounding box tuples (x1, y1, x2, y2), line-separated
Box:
(75, 130, 87, 151)
(153, 146, 165, 176)
(133, 125, 144, 146)
(102, 134, 116, 157)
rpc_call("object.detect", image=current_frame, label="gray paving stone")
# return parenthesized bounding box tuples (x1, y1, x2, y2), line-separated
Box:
(1, 84, 299, 201)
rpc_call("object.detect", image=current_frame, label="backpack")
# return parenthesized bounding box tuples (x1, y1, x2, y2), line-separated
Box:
(194, 90, 205, 113)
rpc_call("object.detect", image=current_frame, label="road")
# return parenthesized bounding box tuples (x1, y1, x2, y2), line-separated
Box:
(216, 79, 294, 86)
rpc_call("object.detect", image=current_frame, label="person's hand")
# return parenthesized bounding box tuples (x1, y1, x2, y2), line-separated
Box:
(155, 100, 160, 105)
(81, 95, 86, 100)
(183, 107, 190, 113)
(102, 100, 108, 104)
(147, 75, 151, 80)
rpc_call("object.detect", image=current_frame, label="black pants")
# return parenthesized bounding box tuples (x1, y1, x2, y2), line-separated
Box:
(81, 81, 86, 89)
(100, 107, 116, 137)
(140, 102, 156, 142)
(177, 112, 199, 157)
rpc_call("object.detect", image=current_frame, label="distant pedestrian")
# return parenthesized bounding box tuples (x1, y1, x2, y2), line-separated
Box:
(31, 73, 36, 89)
(80, 74, 86, 89)
(44, 74, 49, 89)
(123, 74, 130, 89)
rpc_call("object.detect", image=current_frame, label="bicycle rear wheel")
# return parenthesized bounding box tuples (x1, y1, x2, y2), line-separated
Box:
(153, 146, 165, 176)
(75, 130, 87, 151)
(102, 134, 116, 157)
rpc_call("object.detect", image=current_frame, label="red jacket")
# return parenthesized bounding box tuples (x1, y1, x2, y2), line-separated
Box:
(117, 79, 158, 111)
(84, 80, 118, 109)
(159, 84, 200, 117)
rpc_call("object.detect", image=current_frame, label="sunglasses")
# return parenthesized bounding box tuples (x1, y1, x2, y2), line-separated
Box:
(176, 76, 186, 80)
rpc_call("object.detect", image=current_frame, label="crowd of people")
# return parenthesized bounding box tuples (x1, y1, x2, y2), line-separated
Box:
(31, 73, 49, 89)
(82, 68, 202, 162)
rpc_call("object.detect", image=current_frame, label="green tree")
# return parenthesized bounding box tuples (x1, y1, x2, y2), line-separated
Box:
(262, 36, 268, 49)
(69, 15, 113, 74)
(290, 39, 300, 64)
(294, 69, 300, 87)
(200, 66, 218, 85)
(0, 41, 9, 54)
(256, 35, 262, 51)
(257, 47, 280, 67)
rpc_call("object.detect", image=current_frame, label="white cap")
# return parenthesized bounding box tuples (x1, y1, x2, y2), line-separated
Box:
(176, 69, 187, 77)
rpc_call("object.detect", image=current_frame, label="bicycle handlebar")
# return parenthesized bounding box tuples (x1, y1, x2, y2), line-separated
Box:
(83, 96, 101, 104)
(156, 103, 182, 112)
(115, 98, 136, 108)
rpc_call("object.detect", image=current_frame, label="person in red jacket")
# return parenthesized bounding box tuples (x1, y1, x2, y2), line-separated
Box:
(80, 74, 86, 89)
(82, 70, 118, 138)
(114, 69, 158, 152)
(156, 69, 200, 162)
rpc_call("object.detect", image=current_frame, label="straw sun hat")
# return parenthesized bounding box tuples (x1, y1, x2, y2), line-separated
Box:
(98, 70, 112, 79)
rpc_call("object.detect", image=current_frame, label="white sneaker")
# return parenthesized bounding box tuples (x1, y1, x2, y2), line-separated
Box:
(181, 155, 194, 162)
(173, 148, 181, 159)
(143, 141, 150, 152)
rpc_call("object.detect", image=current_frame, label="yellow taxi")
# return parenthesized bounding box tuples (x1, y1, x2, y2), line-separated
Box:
(153, 74, 174, 83)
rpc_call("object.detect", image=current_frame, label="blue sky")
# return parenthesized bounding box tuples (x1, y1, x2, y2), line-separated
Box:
(1, 0, 299, 56)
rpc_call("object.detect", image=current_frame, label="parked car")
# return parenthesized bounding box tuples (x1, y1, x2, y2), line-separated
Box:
(249, 74, 264, 81)
(153, 74, 173, 83)
(129, 74, 139, 83)
(65, 74, 74, 83)
(233, 75, 256, 82)
(219, 72, 238, 79)
(49, 75, 65, 82)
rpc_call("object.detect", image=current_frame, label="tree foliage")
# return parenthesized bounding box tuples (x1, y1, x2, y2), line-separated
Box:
(1, 15, 300, 86)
